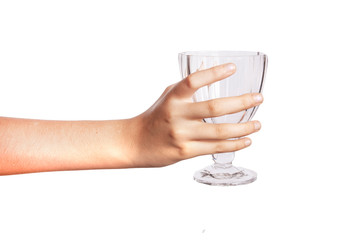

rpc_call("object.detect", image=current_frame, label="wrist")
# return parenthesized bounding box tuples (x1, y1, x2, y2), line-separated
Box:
(111, 116, 143, 169)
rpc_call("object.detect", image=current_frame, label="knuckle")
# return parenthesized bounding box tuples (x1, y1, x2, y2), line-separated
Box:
(162, 108, 175, 124)
(176, 142, 191, 158)
(169, 127, 185, 141)
(214, 142, 226, 153)
(164, 97, 176, 109)
(244, 94, 254, 108)
(214, 125, 227, 139)
(184, 74, 197, 89)
(238, 101, 247, 111)
(161, 100, 179, 123)
(238, 93, 254, 110)
(207, 99, 220, 116)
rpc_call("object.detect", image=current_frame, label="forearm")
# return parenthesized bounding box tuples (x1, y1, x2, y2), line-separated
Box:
(0, 117, 135, 175)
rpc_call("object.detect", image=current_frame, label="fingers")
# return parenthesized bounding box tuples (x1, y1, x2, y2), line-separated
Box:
(190, 121, 261, 140)
(170, 120, 260, 159)
(186, 93, 263, 119)
(173, 63, 236, 98)
(188, 138, 252, 157)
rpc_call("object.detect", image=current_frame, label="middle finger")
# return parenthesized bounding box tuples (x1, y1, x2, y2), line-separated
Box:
(186, 93, 263, 119)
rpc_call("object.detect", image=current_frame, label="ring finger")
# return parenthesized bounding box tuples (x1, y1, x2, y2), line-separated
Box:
(187, 137, 252, 157)
(189, 121, 261, 140)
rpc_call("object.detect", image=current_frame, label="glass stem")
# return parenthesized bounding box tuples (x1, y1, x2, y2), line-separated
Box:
(212, 152, 235, 169)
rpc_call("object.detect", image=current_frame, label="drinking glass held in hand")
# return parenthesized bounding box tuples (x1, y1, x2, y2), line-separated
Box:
(179, 51, 268, 186)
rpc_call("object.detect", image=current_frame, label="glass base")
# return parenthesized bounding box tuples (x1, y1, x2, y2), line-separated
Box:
(193, 164, 257, 186)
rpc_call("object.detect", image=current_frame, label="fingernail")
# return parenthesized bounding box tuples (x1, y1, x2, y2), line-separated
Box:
(253, 93, 263, 103)
(225, 63, 236, 72)
(254, 121, 261, 130)
(245, 139, 252, 146)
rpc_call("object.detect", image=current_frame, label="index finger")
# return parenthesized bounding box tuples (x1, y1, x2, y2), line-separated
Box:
(173, 63, 236, 98)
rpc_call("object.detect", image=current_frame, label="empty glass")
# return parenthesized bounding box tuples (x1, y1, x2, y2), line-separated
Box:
(179, 51, 268, 186)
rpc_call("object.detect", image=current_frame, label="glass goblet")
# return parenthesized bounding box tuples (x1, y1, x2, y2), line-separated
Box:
(178, 51, 268, 186)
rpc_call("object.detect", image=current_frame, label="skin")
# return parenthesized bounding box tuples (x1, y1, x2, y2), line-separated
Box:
(0, 63, 263, 175)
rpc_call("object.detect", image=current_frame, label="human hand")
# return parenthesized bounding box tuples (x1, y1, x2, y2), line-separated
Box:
(0, 63, 263, 175)
(127, 63, 264, 168)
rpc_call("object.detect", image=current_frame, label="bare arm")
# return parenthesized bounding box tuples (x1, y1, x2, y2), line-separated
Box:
(0, 63, 263, 175)
(0, 117, 137, 175)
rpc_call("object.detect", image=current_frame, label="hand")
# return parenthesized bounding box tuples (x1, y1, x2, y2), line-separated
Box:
(0, 63, 263, 175)
(128, 63, 264, 168)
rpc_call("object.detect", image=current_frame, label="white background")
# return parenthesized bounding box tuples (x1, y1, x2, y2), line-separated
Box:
(1, 0, 359, 239)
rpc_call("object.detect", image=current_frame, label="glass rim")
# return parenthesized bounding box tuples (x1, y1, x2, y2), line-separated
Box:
(179, 51, 267, 57)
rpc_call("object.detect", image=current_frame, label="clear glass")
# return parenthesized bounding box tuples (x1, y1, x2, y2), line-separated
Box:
(178, 51, 268, 186)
